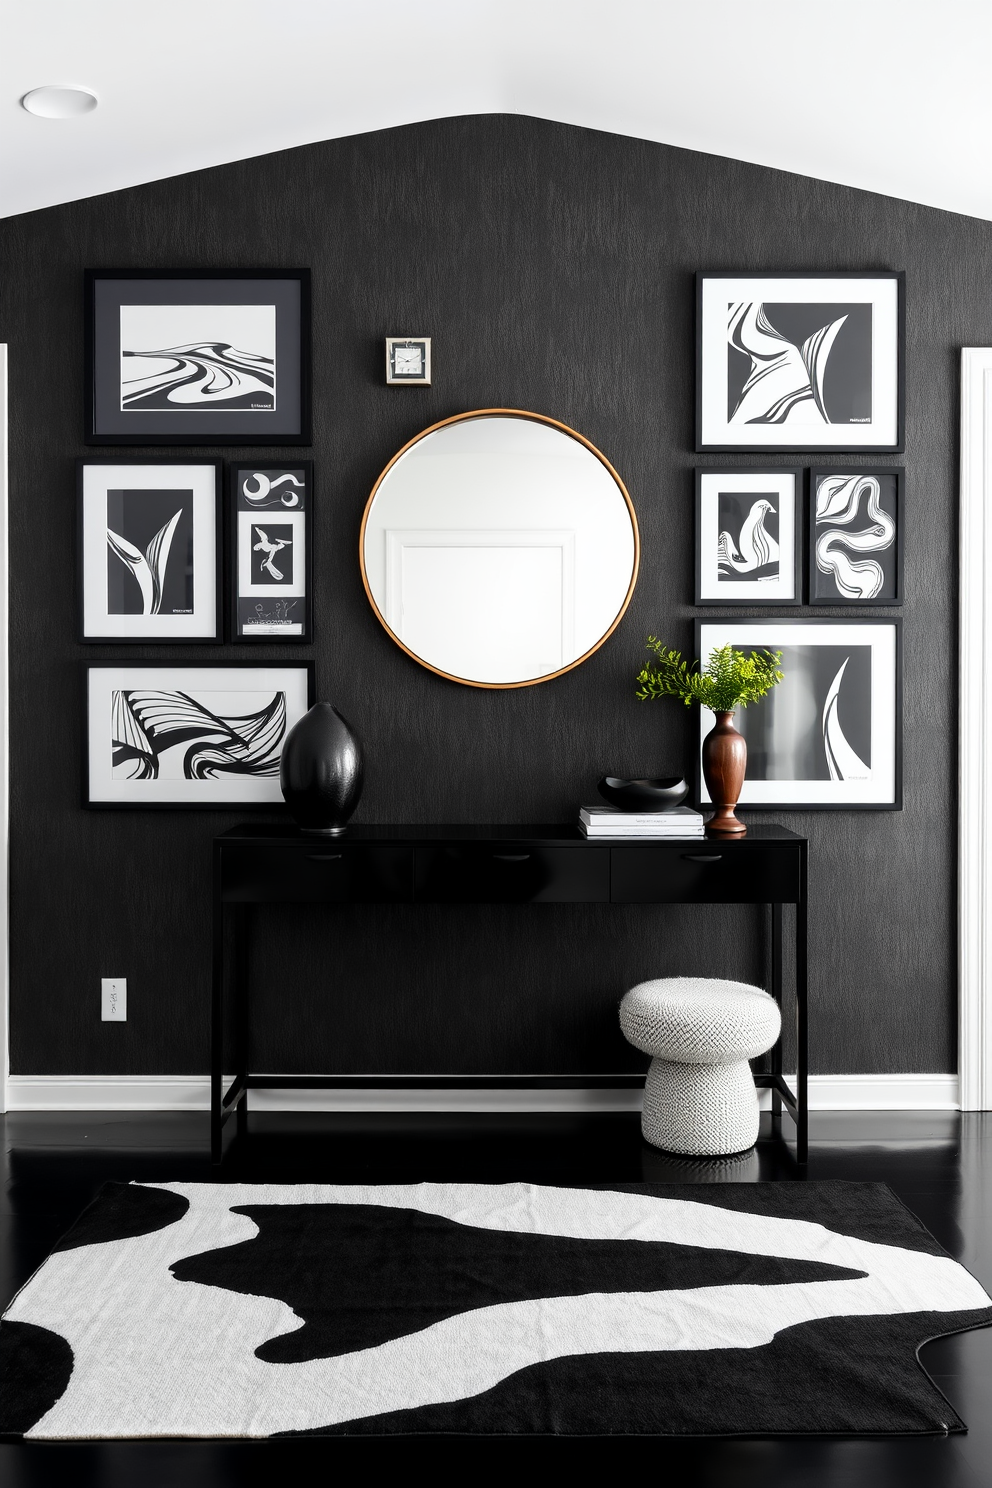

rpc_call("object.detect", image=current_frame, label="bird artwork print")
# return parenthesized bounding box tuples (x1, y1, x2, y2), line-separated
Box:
(252, 528, 292, 582)
(717, 498, 780, 582)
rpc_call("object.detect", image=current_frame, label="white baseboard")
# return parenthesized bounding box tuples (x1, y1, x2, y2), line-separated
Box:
(3, 1073, 961, 1113)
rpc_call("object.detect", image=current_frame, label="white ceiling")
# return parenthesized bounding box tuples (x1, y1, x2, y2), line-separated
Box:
(3, 0, 991, 221)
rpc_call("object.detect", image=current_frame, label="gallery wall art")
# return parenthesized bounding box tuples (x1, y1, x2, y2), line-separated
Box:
(695, 618, 901, 810)
(696, 272, 904, 452)
(809, 467, 904, 605)
(78, 460, 222, 641)
(229, 462, 313, 641)
(695, 468, 801, 605)
(85, 270, 311, 445)
(84, 662, 315, 808)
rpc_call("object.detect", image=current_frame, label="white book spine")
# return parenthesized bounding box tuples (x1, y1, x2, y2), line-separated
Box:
(579, 813, 703, 825)
(580, 827, 706, 837)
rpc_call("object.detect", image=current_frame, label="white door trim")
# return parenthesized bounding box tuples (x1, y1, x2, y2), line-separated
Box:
(958, 348, 992, 1110)
(0, 348, 8, 1114)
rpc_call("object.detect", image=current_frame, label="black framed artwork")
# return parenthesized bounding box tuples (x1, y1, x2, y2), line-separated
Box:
(695, 618, 902, 810)
(696, 271, 905, 453)
(84, 269, 311, 445)
(808, 467, 904, 605)
(695, 468, 801, 605)
(229, 462, 313, 641)
(78, 459, 222, 642)
(84, 660, 315, 808)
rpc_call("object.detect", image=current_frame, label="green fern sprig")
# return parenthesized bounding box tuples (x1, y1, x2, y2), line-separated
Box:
(635, 638, 784, 712)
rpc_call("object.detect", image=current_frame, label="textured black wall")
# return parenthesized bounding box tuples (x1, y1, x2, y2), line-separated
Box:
(1, 115, 983, 1078)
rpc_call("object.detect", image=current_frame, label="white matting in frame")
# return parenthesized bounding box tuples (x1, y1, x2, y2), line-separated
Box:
(697, 619, 901, 808)
(85, 663, 313, 806)
(696, 469, 799, 604)
(697, 272, 903, 452)
(79, 462, 220, 640)
(237, 510, 306, 600)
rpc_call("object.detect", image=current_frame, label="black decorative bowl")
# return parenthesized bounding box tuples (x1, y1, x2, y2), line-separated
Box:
(597, 776, 689, 812)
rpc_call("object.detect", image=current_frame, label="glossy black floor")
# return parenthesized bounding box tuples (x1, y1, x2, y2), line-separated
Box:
(1, 1108, 990, 1487)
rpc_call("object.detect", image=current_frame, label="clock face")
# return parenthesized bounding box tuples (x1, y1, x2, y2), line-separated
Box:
(386, 337, 430, 384)
(395, 346, 423, 375)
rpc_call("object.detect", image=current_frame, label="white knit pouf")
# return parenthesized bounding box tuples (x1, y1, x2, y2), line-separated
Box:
(619, 977, 782, 1156)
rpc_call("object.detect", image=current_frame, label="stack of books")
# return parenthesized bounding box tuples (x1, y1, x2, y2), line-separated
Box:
(578, 804, 705, 838)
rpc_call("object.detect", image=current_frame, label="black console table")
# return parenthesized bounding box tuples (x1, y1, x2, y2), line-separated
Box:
(212, 823, 807, 1164)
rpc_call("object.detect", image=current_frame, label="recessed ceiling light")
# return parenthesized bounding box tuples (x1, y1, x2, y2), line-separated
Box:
(21, 86, 98, 119)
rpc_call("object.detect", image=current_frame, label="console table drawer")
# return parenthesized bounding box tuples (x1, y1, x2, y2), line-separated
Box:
(220, 845, 413, 903)
(415, 845, 610, 903)
(610, 844, 800, 904)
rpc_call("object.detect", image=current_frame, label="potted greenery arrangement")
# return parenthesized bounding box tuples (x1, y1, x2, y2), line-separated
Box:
(635, 637, 784, 833)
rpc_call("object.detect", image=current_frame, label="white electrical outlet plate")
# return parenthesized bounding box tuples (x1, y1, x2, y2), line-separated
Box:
(101, 978, 127, 1022)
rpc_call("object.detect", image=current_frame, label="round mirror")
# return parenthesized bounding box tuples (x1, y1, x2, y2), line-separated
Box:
(360, 410, 639, 688)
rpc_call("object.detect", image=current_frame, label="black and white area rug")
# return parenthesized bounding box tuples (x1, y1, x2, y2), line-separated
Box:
(1, 1180, 990, 1439)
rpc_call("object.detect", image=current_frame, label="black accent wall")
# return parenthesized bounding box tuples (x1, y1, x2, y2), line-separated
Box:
(1, 115, 982, 1078)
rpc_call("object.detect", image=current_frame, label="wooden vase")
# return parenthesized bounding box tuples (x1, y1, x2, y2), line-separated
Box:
(702, 711, 747, 834)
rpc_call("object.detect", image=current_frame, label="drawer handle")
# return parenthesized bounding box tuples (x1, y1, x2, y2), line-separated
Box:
(493, 852, 531, 862)
(682, 854, 723, 863)
(307, 853, 344, 861)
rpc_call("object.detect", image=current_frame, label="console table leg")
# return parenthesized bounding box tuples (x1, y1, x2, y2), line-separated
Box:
(234, 904, 249, 1146)
(796, 850, 809, 1166)
(211, 884, 225, 1166)
(770, 903, 784, 1136)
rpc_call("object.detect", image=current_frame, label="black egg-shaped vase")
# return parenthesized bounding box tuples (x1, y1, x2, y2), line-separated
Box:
(280, 702, 364, 835)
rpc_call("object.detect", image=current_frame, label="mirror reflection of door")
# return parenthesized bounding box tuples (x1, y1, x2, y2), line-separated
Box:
(385, 529, 576, 683)
(361, 413, 638, 688)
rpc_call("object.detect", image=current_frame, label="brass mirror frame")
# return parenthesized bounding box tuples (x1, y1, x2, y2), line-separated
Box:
(359, 408, 640, 690)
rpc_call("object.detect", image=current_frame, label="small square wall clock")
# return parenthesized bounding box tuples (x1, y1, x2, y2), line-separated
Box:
(386, 337, 431, 385)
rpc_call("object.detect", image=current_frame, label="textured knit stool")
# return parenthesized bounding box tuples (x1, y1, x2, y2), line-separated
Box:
(619, 977, 782, 1156)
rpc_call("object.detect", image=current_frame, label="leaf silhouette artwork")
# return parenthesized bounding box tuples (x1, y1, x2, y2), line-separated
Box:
(107, 510, 182, 616)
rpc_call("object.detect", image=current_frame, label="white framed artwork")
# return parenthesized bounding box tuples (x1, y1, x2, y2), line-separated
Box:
(696, 272, 904, 452)
(78, 460, 221, 641)
(84, 661, 314, 807)
(696, 468, 801, 605)
(696, 618, 901, 809)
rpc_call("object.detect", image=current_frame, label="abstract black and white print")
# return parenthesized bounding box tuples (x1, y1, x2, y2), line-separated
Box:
(250, 525, 294, 586)
(239, 469, 306, 509)
(736, 645, 872, 782)
(727, 302, 871, 428)
(811, 470, 902, 603)
(696, 470, 798, 604)
(111, 690, 286, 781)
(697, 274, 902, 451)
(232, 464, 311, 639)
(119, 304, 276, 413)
(1, 1180, 989, 1439)
(106, 489, 193, 616)
(717, 491, 780, 583)
(86, 663, 312, 805)
(696, 620, 899, 806)
(79, 461, 220, 641)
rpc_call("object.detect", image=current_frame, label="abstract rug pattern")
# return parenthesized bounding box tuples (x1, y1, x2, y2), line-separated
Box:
(1, 1180, 989, 1439)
